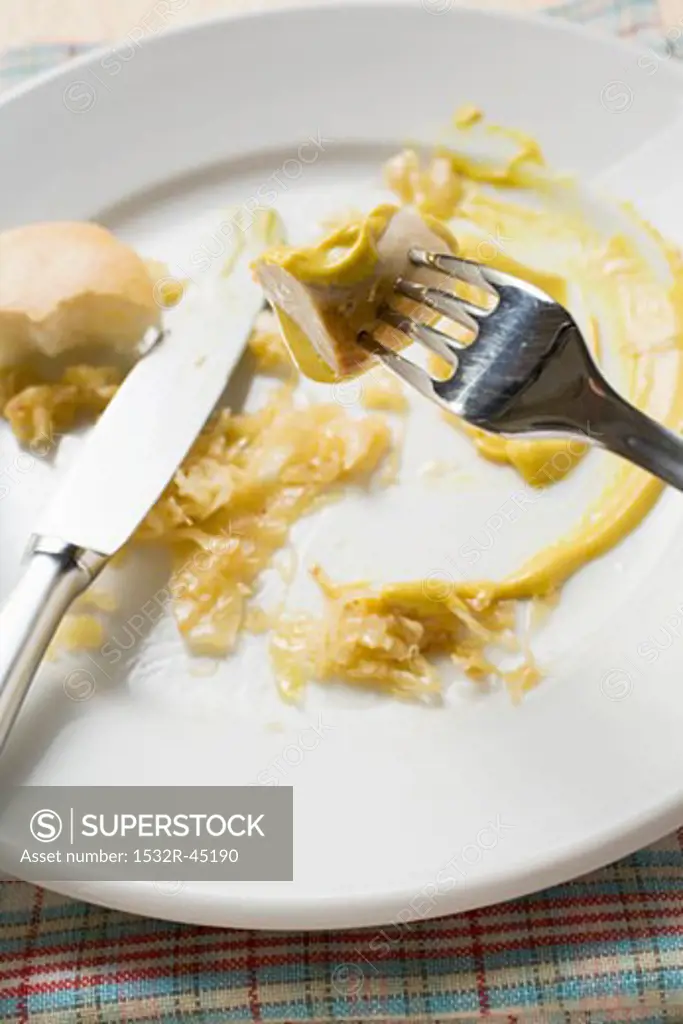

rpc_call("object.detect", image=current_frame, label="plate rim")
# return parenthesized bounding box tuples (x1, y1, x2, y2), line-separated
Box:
(3, 0, 683, 929)
(3, 0, 683, 110)
(32, 786, 683, 930)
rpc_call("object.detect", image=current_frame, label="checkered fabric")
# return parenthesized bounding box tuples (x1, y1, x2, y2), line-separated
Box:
(1, 1, 683, 1021)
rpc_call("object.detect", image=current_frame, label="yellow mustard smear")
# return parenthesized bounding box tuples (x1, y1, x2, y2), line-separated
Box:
(403, 135, 682, 593)
(255, 203, 458, 382)
(265, 118, 683, 699)
(478, 250, 683, 603)
(257, 205, 397, 383)
(453, 104, 484, 129)
(412, 154, 682, 606)
(9, 112, 683, 704)
(261, 204, 396, 287)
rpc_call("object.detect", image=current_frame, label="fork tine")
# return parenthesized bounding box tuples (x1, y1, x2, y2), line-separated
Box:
(409, 248, 499, 301)
(357, 333, 442, 400)
(378, 306, 461, 364)
(395, 279, 482, 327)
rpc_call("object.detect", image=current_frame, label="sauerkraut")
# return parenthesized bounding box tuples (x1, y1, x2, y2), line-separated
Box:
(138, 387, 392, 654)
(271, 567, 517, 702)
(3, 365, 122, 444)
(5, 108, 683, 705)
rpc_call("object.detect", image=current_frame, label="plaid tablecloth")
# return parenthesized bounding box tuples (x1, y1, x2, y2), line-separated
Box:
(1, 2, 683, 1021)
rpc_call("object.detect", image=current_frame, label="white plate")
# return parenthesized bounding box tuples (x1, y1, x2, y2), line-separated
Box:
(3, 1, 683, 929)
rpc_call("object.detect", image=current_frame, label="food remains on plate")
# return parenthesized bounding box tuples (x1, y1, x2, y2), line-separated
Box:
(2, 110, 682, 702)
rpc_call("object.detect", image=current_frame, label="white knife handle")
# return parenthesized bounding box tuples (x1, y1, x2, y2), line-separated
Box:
(0, 537, 107, 759)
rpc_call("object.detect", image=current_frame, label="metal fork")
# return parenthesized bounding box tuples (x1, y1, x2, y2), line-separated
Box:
(359, 249, 683, 492)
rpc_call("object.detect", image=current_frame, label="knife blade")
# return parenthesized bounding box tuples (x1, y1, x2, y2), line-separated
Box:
(36, 260, 263, 555)
(0, 248, 264, 759)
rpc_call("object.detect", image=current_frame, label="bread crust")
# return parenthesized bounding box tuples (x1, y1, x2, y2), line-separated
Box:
(0, 221, 160, 366)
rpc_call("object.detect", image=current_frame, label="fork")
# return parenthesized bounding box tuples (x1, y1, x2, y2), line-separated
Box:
(359, 249, 683, 492)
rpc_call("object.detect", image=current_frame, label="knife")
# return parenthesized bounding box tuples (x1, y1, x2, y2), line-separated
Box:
(0, 256, 264, 758)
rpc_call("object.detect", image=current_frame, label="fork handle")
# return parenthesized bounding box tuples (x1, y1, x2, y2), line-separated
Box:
(590, 385, 683, 492)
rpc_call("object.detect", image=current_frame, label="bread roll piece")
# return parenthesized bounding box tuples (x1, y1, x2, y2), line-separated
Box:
(0, 222, 161, 367)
